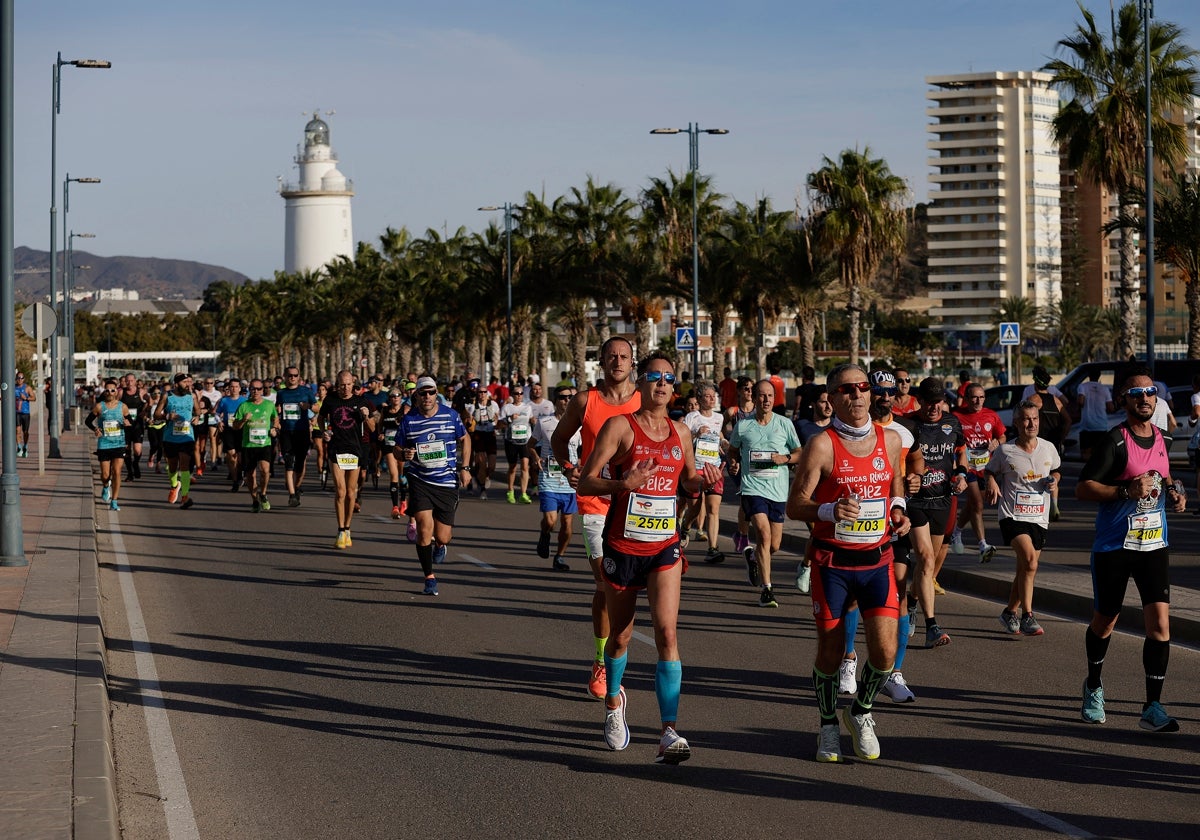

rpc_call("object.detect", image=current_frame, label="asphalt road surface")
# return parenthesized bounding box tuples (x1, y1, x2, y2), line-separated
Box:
(99, 464, 1200, 840)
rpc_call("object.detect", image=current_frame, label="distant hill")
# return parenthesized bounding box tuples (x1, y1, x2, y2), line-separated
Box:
(14, 246, 250, 304)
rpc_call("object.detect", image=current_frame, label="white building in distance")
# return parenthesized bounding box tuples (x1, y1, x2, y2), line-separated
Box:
(279, 112, 355, 274)
(926, 71, 1062, 339)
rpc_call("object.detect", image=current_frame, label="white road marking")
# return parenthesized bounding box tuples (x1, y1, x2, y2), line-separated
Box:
(458, 553, 496, 570)
(111, 525, 201, 840)
(920, 765, 1095, 838)
(632, 630, 656, 647)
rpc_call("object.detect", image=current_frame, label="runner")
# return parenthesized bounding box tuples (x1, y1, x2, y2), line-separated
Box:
(553, 336, 641, 700)
(577, 351, 721, 763)
(682, 381, 727, 563)
(153, 372, 201, 509)
(892, 369, 919, 416)
(120, 373, 149, 482)
(234, 379, 280, 512)
(723, 377, 757, 556)
(216, 380, 247, 488)
(984, 400, 1061, 636)
(276, 366, 316, 507)
(728, 379, 803, 608)
(500, 385, 534, 504)
(1075, 367, 1187, 732)
(396, 376, 471, 595)
(85, 378, 131, 511)
(311, 381, 329, 490)
(374, 387, 408, 518)
(787, 363, 910, 762)
(318, 370, 375, 548)
(13, 371, 34, 457)
(469, 386, 500, 500)
(951, 383, 1006, 562)
(529, 385, 580, 571)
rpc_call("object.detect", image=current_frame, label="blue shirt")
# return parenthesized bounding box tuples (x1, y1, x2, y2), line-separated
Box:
(216, 395, 247, 427)
(399, 404, 466, 488)
(163, 393, 197, 443)
(275, 385, 315, 431)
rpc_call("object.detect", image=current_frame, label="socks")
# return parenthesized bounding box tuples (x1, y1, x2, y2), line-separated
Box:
(1143, 638, 1170, 706)
(390, 483, 399, 506)
(655, 660, 682, 723)
(813, 667, 838, 725)
(180, 472, 191, 496)
(852, 661, 893, 716)
(594, 636, 607, 662)
(844, 609, 860, 656)
(1085, 626, 1110, 690)
(895, 612, 910, 670)
(604, 651, 628, 702)
(416, 543, 434, 577)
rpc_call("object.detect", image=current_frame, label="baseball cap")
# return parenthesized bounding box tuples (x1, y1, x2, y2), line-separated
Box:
(1032, 365, 1051, 387)
(404, 380, 417, 391)
(916, 376, 945, 403)
(869, 370, 897, 390)
(527, 374, 540, 384)
(469, 378, 480, 388)
(415, 376, 437, 391)
(173, 372, 191, 385)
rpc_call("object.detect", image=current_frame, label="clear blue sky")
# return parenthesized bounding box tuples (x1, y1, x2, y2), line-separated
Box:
(13, 0, 1200, 283)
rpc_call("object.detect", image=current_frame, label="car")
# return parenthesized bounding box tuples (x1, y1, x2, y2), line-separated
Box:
(983, 385, 1026, 434)
(1061, 383, 1194, 458)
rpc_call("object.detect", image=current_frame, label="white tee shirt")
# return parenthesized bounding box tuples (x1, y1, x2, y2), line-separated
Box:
(1077, 380, 1113, 432)
(986, 438, 1061, 528)
(501, 402, 534, 443)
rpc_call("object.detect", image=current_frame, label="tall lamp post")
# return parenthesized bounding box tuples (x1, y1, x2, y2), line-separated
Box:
(64, 174, 98, 421)
(65, 230, 94, 426)
(1141, 0, 1156, 371)
(478, 203, 519, 380)
(49, 52, 110, 457)
(650, 123, 729, 383)
(3, 0, 25, 564)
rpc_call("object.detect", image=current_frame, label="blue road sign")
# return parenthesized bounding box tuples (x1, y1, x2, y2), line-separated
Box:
(675, 327, 696, 351)
(999, 322, 1020, 346)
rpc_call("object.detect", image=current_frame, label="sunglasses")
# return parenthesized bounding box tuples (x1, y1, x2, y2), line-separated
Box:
(249, 386, 264, 391)
(1125, 386, 1158, 398)
(896, 378, 910, 384)
(416, 389, 437, 396)
(285, 373, 299, 378)
(833, 381, 872, 396)
(871, 386, 897, 396)
(556, 393, 575, 400)
(642, 371, 677, 384)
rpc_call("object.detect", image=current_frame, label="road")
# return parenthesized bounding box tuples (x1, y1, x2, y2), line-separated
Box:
(98, 463, 1200, 840)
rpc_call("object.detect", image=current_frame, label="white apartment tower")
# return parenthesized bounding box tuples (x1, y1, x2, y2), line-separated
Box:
(280, 112, 355, 274)
(926, 71, 1062, 338)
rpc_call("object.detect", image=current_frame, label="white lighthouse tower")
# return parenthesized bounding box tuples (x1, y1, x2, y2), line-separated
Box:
(279, 111, 355, 274)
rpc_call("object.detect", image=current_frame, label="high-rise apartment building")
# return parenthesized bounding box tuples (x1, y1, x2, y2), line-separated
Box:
(926, 71, 1062, 340)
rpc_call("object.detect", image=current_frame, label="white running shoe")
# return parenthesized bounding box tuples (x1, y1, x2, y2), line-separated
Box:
(838, 657, 858, 695)
(816, 723, 842, 763)
(604, 688, 630, 751)
(950, 528, 965, 555)
(979, 542, 996, 563)
(841, 707, 880, 760)
(796, 562, 812, 595)
(655, 726, 691, 764)
(879, 671, 916, 703)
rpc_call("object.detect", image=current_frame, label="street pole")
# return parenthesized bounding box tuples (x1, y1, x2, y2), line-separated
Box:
(2, 0, 27, 565)
(478, 203, 519, 380)
(1142, 0, 1156, 371)
(63, 178, 98, 424)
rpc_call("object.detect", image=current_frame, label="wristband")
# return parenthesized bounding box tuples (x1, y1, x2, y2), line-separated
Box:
(953, 466, 968, 478)
(817, 502, 838, 522)
(889, 496, 907, 513)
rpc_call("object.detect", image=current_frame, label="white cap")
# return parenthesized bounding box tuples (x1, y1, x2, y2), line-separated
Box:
(415, 376, 437, 390)
(527, 374, 540, 384)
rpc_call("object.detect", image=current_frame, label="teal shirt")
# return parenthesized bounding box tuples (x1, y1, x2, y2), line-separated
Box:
(729, 412, 801, 502)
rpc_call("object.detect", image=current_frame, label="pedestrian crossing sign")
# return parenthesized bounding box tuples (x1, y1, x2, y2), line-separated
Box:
(999, 322, 1020, 346)
(675, 327, 696, 351)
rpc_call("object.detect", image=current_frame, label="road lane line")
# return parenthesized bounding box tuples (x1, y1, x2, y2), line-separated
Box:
(632, 630, 656, 647)
(458, 553, 496, 570)
(919, 765, 1095, 838)
(111, 525, 202, 840)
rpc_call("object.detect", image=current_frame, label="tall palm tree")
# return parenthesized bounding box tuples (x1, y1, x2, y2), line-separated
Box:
(806, 147, 908, 365)
(1153, 172, 1200, 358)
(1043, 1, 1199, 358)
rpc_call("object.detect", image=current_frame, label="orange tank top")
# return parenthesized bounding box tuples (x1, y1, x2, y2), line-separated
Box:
(810, 426, 893, 551)
(579, 388, 642, 515)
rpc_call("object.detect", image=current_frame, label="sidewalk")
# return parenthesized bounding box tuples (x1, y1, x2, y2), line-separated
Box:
(0, 431, 117, 840)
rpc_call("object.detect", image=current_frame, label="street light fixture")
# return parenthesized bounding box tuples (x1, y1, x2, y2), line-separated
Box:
(48, 51, 110, 457)
(650, 123, 728, 383)
(478, 203, 520, 381)
(65, 231, 95, 426)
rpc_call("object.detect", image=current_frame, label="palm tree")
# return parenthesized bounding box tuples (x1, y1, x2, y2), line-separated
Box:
(1153, 172, 1200, 358)
(1043, 1, 1199, 358)
(806, 147, 908, 365)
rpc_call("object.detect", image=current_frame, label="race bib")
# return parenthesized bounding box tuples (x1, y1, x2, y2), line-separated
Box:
(417, 440, 448, 469)
(384, 428, 398, 447)
(282, 402, 301, 422)
(172, 419, 192, 437)
(749, 450, 777, 474)
(336, 453, 360, 470)
(1124, 510, 1165, 551)
(248, 427, 268, 446)
(695, 434, 722, 470)
(547, 456, 562, 475)
(968, 448, 990, 469)
(102, 420, 123, 439)
(623, 493, 677, 542)
(509, 423, 530, 444)
(127, 408, 138, 421)
(833, 498, 887, 544)
(1013, 491, 1047, 523)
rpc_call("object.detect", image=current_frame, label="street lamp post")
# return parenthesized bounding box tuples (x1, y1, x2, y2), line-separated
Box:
(1141, 0, 1156, 372)
(651, 123, 729, 383)
(65, 230, 94, 427)
(478, 203, 519, 381)
(48, 52, 110, 457)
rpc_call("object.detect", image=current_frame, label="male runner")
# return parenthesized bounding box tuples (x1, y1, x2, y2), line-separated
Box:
(234, 379, 280, 512)
(951, 383, 1006, 562)
(529, 385, 580, 571)
(276, 367, 316, 506)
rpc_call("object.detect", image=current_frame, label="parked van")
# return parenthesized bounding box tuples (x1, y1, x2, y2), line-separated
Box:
(1056, 359, 1200, 406)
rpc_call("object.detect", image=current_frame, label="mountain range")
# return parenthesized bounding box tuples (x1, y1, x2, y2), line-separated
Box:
(13, 246, 250, 304)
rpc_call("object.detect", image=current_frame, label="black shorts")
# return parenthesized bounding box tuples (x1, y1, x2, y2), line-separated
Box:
(16, 414, 30, 434)
(96, 447, 126, 462)
(908, 497, 953, 535)
(242, 445, 273, 465)
(741, 495, 786, 523)
(279, 427, 311, 467)
(504, 440, 529, 465)
(600, 540, 683, 591)
(472, 430, 497, 456)
(162, 441, 194, 460)
(124, 427, 144, 445)
(1091, 547, 1171, 617)
(222, 429, 241, 452)
(999, 518, 1047, 552)
(408, 476, 460, 526)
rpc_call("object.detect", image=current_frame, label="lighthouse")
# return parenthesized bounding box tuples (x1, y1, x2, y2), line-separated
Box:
(279, 111, 354, 274)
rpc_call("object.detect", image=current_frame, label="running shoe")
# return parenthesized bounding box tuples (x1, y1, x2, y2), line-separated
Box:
(231, 477, 241, 493)
(838, 658, 858, 695)
(759, 585, 778, 608)
(335, 531, 347, 549)
(398, 500, 408, 515)
(588, 662, 607, 700)
(999, 609, 1020, 635)
(796, 562, 812, 595)
(478, 490, 487, 501)
(907, 600, 918, 637)
(1019, 613, 1044, 636)
(260, 494, 271, 511)
(344, 530, 352, 548)
(288, 494, 301, 507)
(101, 485, 111, 502)
(841, 707, 880, 760)
(552, 555, 569, 572)
(353, 499, 361, 513)
(252, 497, 261, 513)
(320, 470, 328, 491)
(422, 576, 439, 596)
(109, 500, 120, 512)
(195, 466, 204, 478)
(603, 688, 630, 751)
(816, 723, 843, 763)
(950, 528, 964, 555)
(519, 493, 532, 504)
(979, 543, 996, 564)
(391, 505, 402, 519)
(180, 497, 194, 510)
(679, 529, 689, 550)
(1081, 680, 1106, 724)
(655, 727, 691, 765)
(879, 671, 916, 703)
(406, 521, 417, 543)
(537, 530, 551, 559)
(1138, 701, 1180, 733)
(932, 579, 946, 595)
(167, 486, 180, 504)
(506, 490, 516, 504)
(925, 624, 951, 648)
(432, 544, 446, 564)
(744, 546, 759, 587)
(703, 548, 724, 564)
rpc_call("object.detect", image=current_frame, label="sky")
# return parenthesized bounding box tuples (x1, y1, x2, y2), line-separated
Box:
(13, 0, 1200, 283)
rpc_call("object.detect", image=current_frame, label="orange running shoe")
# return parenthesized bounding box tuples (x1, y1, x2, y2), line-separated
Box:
(588, 661, 607, 700)
(391, 505, 401, 520)
(167, 486, 180, 504)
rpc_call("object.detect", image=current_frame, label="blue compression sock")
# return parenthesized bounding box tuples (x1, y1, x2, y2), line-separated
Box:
(655, 660, 682, 723)
(604, 651, 628, 701)
(895, 611, 910, 670)
(844, 607, 860, 656)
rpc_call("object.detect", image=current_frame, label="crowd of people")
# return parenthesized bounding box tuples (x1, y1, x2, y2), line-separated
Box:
(53, 353, 1190, 763)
